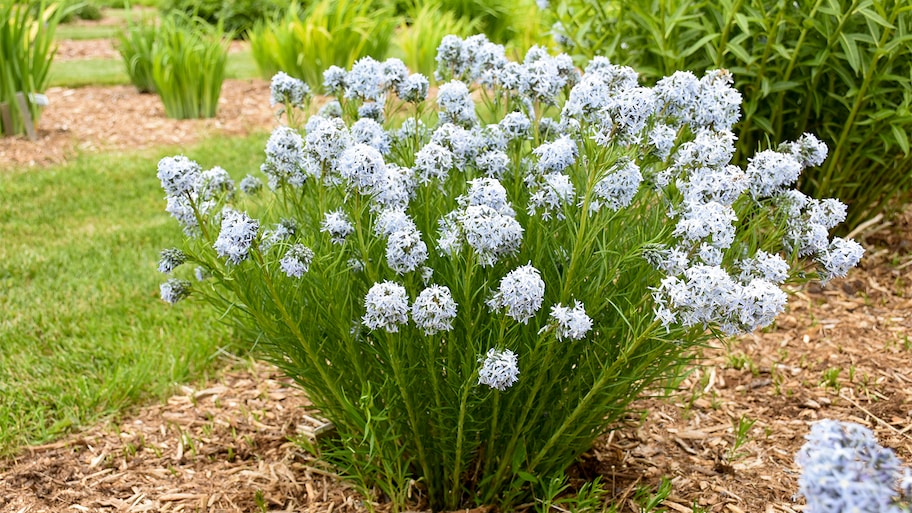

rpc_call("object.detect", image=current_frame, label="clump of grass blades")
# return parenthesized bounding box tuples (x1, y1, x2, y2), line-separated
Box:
(545, 0, 912, 230)
(248, 0, 397, 91)
(117, 16, 157, 93)
(393, 2, 477, 79)
(0, 1, 63, 136)
(151, 13, 229, 119)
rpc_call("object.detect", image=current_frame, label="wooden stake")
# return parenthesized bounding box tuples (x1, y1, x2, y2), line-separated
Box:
(15, 92, 37, 141)
(0, 102, 11, 136)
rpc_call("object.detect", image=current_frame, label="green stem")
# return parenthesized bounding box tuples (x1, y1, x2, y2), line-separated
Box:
(736, 0, 787, 158)
(481, 318, 508, 478)
(386, 331, 435, 503)
(252, 249, 350, 414)
(526, 319, 661, 471)
(817, 4, 897, 197)
(770, 0, 824, 137)
(794, 0, 861, 137)
(448, 375, 476, 510)
(714, 0, 744, 69)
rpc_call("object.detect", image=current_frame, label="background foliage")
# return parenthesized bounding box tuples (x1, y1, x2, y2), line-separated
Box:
(546, 0, 912, 229)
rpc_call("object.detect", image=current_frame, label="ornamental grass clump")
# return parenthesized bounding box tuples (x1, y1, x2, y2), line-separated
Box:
(0, 1, 63, 136)
(157, 35, 863, 510)
(150, 13, 229, 119)
(117, 20, 157, 94)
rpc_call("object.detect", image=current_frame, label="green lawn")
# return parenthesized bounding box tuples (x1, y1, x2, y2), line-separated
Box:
(49, 48, 261, 88)
(0, 133, 269, 456)
(56, 7, 159, 40)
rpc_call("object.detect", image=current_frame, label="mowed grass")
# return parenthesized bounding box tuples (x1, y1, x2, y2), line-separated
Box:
(0, 133, 269, 456)
(49, 48, 260, 88)
(55, 7, 159, 40)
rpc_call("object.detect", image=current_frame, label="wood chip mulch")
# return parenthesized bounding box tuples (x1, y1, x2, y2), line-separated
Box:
(0, 78, 276, 170)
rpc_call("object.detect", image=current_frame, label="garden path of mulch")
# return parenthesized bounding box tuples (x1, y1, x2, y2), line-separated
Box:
(4, 35, 912, 513)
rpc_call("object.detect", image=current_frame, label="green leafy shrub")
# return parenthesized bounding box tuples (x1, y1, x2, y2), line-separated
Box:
(426, 0, 526, 43)
(0, 1, 62, 136)
(59, 0, 103, 22)
(117, 19, 157, 93)
(248, 0, 397, 91)
(160, 0, 285, 37)
(156, 37, 862, 510)
(544, 0, 912, 229)
(150, 14, 229, 119)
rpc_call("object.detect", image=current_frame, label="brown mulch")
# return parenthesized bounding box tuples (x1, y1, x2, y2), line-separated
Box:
(3, 29, 912, 513)
(55, 39, 121, 61)
(0, 79, 276, 169)
(53, 38, 250, 62)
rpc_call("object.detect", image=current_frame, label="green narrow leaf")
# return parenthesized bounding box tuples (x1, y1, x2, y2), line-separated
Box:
(891, 124, 911, 155)
(839, 32, 863, 74)
(857, 7, 893, 30)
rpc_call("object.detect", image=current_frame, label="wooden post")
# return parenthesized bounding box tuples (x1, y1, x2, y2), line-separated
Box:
(0, 102, 11, 137)
(14, 92, 37, 141)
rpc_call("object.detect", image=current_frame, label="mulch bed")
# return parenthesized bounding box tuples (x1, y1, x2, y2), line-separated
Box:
(0, 79, 276, 170)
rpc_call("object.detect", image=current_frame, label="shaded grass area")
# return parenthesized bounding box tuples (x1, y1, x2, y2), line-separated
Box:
(49, 48, 259, 88)
(0, 133, 269, 456)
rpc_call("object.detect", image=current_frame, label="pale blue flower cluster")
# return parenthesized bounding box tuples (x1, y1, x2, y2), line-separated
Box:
(487, 264, 545, 324)
(157, 155, 225, 236)
(437, 80, 477, 127)
(533, 135, 578, 174)
(214, 207, 259, 265)
(412, 284, 458, 335)
(157, 155, 201, 197)
(280, 244, 315, 278)
(200, 166, 235, 200)
(435, 34, 508, 86)
(796, 419, 912, 513)
(338, 143, 388, 195)
(527, 172, 575, 220)
(351, 118, 391, 155)
(653, 263, 788, 335)
(477, 348, 520, 391)
(262, 126, 309, 189)
(158, 248, 186, 274)
(386, 226, 429, 274)
(548, 300, 593, 341)
(397, 73, 430, 103)
(160, 278, 191, 304)
(321, 209, 354, 244)
(260, 218, 296, 252)
(590, 159, 642, 213)
(362, 281, 410, 332)
(325, 56, 432, 107)
(239, 174, 263, 195)
(269, 71, 310, 108)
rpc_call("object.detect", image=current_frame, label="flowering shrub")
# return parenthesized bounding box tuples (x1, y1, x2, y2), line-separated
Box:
(796, 420, 912, 513)
(157, 35, 862, 510)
